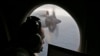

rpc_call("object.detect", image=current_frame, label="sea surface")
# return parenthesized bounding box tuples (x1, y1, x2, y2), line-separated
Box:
(38, 16, 80, 56)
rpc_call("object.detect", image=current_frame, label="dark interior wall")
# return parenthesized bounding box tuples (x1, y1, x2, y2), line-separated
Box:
(0, 0, 99, 56)
(0, 0, 86, 53)
(86, 2, 99, 56)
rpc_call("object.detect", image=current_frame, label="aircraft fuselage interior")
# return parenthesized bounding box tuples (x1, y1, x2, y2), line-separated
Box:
(0, 0, 99, 56)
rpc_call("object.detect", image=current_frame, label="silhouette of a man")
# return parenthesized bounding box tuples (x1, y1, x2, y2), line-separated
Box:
(5, 16, 45, 56)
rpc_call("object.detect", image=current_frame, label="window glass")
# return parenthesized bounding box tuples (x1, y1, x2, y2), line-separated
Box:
(30, 4, 80, 56)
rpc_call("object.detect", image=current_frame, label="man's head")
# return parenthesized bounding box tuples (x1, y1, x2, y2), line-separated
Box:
(16, 16, 45, 53)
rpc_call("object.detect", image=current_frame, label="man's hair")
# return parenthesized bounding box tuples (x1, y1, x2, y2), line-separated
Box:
(20, 16, 41, 36)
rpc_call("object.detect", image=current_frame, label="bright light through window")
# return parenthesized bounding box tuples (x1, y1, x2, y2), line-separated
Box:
(30, 4, 80, 56)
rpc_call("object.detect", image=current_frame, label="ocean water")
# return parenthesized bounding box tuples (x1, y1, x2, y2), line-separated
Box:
(38, 16, 80, 56)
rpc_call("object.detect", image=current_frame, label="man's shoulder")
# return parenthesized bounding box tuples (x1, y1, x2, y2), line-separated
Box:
(5, 47, 32, 56)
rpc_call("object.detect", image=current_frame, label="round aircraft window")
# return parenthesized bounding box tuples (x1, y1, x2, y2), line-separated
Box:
(29, 4, 81, 56)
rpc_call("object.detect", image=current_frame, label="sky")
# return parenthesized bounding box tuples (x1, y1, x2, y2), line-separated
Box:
(30, 4, 80, 56)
